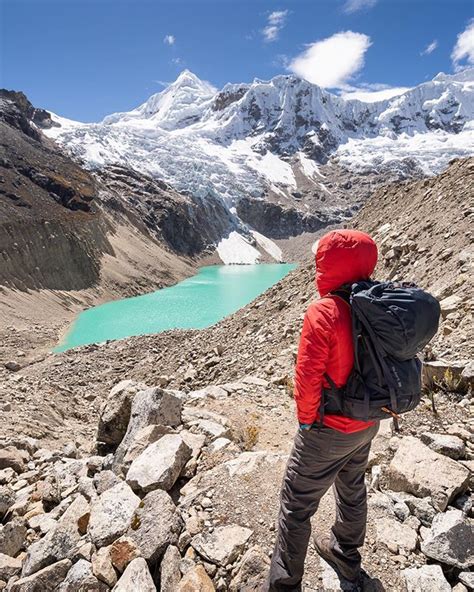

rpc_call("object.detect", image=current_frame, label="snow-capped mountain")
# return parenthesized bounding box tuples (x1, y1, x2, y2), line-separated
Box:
(43, 68, 474, 255)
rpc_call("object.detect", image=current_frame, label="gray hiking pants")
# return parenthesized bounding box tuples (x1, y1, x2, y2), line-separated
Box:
(266, 422, 379, 591)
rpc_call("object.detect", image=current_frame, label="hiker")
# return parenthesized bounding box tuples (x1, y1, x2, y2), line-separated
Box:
(266, 229, 380, 591)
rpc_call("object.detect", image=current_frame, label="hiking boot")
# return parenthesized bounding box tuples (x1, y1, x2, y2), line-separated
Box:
(313, 535, 361, 584)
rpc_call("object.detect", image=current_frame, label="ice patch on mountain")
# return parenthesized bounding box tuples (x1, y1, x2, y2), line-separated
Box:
(251, 231, 283, 262)
(216, 231, 261, 264)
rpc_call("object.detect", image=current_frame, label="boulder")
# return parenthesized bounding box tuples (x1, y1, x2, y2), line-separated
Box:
(112, 557, 156, 592)
(122, 425, 172, 469)
(109, 537, 140, 573)
(126, 435, 191, 493)
(375, 517, 418, 553)
(421, 508, 474, 569)
(387, 436, 470, 510)
(0, 448, 25, 473)
(126, 489, 182, 562)
(92, 547, 117, 587)
(439, 295, 462, 317)
(459, 572, 474, 589)
(191, 525, 253, 566)
(10, 559, 71, 592)
(0, 552, 22, 580)
(177, 564, 215, 591)
(421, 432, 466, 460)
(0, 486, 15, 517)
(160, 545, 181, 592)
(88, 482, 140, 547)
(402, 564, 451, 592)
(0, 520, 27, 556)
(422, 360, 466, 388)
(230, 545, 270, 592)
(367, 420, 393, 468)
(22, 494, 90, 577)
(96, 380, 146, 450)
(113, 387, 182, 473)
(58, 559, 108, 592)
(93, 470, 122, 495)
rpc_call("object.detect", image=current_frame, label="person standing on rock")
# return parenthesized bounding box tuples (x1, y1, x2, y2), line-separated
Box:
(266, 229, 380, 592)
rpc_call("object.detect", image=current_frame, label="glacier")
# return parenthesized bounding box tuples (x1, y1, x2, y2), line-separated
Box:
(45, 68, 474, 206)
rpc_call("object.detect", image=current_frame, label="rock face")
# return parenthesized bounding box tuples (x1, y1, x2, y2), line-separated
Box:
(96, 380, 146, 452)
(112, 557, 156, 592)
(126, 435, 191, 493)
(113, 387, 182, 473)
(88, 482, 140, 547)
(191, 525, 253, 566)
(402, 564, 451, 592)
(421, 509, 474, 569)
(387, 436, 470, 511)
(126, 489, 183, 562)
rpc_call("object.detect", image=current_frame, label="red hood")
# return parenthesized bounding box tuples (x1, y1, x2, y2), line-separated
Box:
(315, 229, 378, 297)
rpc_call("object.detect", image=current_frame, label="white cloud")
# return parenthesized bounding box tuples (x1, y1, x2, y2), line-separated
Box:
(343, 0, 377, 14)
(288, 31, 372, 88)
(421, 40, 438, 56)
(452, 19, 474, 70)
(341, 86, 411, 102)
(163, 34, 175, 45)
(262, 10, 288, 42)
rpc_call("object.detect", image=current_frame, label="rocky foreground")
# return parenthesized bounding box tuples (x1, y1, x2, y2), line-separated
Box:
(0, 365, 473, 592)
(0, 160, 473, 591)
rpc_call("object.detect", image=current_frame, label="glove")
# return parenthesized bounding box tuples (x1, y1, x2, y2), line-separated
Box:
(299, 423, 312, 430)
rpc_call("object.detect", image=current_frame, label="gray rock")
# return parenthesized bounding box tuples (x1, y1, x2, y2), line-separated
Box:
(126, 489, 182, 562)
(4, 361, 21, 372)
(88, 481, 140, 547)
(421, 432, 466, 460)
(58, 559, 108, 592)
(160, 545, 181, 592)
(0, 486, 15, 517)
(122, 424, 172, 470)
(0, 520, 27, 556)
(112, 557, 156, 592)
(459, 572, 474, 589)
(375, 517, 418, 553)
(10, 559, 72, 592)
(421, 508, 474, 568)
(388, 436, 470, 511)
(403, 496, 437, 527)
(0, 552, 22, 580)
(402, 564, 451, 592)
(126, 435, 191, 493)
(93, 470, 122, 495)
(229, 545, 270, 592)
(22, 495, 90, 577)
(97, 380, 146, 450)
(113, 387, 182, 473)
(191, 525, 253, 566)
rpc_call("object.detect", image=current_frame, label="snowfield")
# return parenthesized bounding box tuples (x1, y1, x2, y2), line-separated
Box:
(43, 68, 474, 264)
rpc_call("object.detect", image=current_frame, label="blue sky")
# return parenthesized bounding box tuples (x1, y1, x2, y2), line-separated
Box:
(1, 0, 473, 121)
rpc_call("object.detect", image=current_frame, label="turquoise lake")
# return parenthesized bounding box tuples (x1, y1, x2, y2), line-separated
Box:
(55, 263, 296, 352)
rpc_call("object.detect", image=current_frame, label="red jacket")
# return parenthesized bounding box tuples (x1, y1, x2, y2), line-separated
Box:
(294, 229, 378, 433)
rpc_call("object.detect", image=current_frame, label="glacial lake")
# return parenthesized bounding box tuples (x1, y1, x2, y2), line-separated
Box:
(55, 263, 296, 352)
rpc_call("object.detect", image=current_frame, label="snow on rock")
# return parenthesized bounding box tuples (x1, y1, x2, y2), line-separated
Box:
(216, 231, 261, 265)
(251, 230, 283, 262)
(43, 67, 474, 215)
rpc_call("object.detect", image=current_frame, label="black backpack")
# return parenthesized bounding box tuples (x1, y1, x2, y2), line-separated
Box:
(321, 281, 441, 427)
